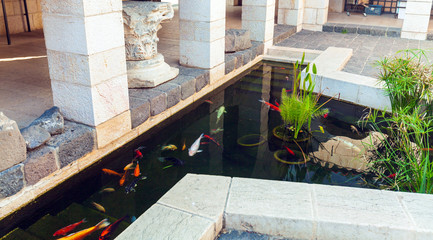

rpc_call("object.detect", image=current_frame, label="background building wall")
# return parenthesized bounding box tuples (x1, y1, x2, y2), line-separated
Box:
(0, 0, 43, 35)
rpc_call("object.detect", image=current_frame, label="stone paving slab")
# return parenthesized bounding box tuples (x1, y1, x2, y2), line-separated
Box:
(225, 178, 314, 240)
(157, 174, 231, 232)
(277, 30, 433, 79)
(119, 174, 433, 240)
(115, 204, 215, 240)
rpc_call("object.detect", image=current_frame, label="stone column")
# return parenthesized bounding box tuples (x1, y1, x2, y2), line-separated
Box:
(303, 0, 329, 31)
(242, 0, 275, 50)
(41, 0, 131, 148)
(277, 0, 305, 32)
(179, 0, 226, 82)
(123, 1, 179, 88)
(401, 0, 433, 40)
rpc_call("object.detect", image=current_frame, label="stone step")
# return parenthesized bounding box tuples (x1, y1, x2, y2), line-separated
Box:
(56, 203, 129, 237)
(25, 214, 69, 239)
(0, 228, 42, 240)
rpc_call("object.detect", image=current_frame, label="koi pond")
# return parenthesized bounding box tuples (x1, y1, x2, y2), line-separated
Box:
(1, 61, 377, 240)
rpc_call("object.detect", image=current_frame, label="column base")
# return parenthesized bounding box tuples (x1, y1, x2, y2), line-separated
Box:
(127, 54, 179, 88)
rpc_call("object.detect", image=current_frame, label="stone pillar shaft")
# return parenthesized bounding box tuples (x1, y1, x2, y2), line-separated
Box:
(242, 0, 275, 49)
(179, 0, 226, 71)
(278, 0, 305, 32)
(401, 0, 433, 40)
(41, 0, 131, 147)
(303, 0, 329, 31)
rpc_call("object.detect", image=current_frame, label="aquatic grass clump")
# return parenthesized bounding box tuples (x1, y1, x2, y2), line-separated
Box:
(376, 49, 433, 115)
(279, 54, 328, 139)
(362, 106, 433, 193)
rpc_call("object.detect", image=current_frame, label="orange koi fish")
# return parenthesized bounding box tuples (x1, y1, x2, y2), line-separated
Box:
(284, 146, 295, 156)
(102, 169, 122, 177)
(258, 99, 280, 112)
(204, 100, 213, 104)
(134, 161, 140, 177)
(99, 216, 127, 240)
(421, 148, 433, 151)
(57, 219, 110, 240)
(119, 171, 127, 186)
(182, 139, 186, 151)
(124, 163, 134, 171)
(92, 202, 106, 213)
(204, 134, 220, 146)
(53, 219, 86, 236)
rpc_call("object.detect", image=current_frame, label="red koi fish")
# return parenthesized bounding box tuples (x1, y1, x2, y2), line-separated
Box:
(286, 89, 292, 92)
(201, 142, 210, 145)
(99, 216, 128, 240)
(421, 148, 433, 151)
(134, 149, 143, 159)
(274, 100, 280, 107)
(284, 146, 295, 156)
(134, 161, 140, 177)
(204, 134, 220, 146)
(258, 99, 280, 112)
(205, 100, 213, 104)
(387, 173, 396, 178)
(53, 219, 86, 237)
(102, 169, 122, 177)
(323, 113, 329, 118)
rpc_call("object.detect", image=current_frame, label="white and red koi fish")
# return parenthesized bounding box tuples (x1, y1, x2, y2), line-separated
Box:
(258, 99, 280, 112)
(189, 133, 204, 156)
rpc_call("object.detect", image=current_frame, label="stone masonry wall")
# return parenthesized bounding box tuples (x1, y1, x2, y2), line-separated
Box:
(0, 0, 43, 35)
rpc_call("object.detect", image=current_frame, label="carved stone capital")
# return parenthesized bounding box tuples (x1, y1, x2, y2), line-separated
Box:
(123, 1, 174, 60)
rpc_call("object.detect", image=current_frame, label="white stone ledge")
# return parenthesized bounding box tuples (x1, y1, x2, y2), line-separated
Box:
(117, 174, 433, 240)
(266, 46, 391, 110)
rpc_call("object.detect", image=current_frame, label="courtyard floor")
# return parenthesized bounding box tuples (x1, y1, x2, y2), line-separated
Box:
(2, 5, 433, 128)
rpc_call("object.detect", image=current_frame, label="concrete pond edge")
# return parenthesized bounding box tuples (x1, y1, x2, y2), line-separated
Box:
(116, 174, 433, 240)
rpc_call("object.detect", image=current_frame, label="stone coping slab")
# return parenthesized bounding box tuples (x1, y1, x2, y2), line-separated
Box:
(265, 45, 391, 111)
(117, 174, 433, 240)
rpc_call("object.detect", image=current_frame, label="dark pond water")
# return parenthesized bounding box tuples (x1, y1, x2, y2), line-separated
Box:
(1, 61, 373, 240)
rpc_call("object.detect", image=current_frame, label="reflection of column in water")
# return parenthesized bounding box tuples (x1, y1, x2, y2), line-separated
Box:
(251, 64, 277, 178)
(208, 90, 224, 174)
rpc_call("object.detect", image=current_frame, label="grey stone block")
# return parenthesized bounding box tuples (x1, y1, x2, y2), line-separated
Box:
(46, 121, 96, 168)
(386, 28, 401, 38)
(170, 75, 196, 100)
(233, 52, 244, 69)
(195, 72, 210, 92)
(225, 55, 236, 74)
(240, 49, 252, 66)
(370, 26, 387, 36)
(344, 24, 357, 34)
(129, 97, 150, 128)
(357, 25, 372, 35)
(0, 112, 26, 172)
(154, 83, 181, 108)
(322, 23, 335, 32)
(24, 146, 58, 185)
(334, 24, 346, 33)
(250, 41, 263, 59)
(30, 106, 64, 135)
(178, 66, 207, 79)
(21, 125, 51, 150)
(225, 29, 252, 53)
(0, 164, 24, 199)
(427, 33, 433, 41)
(129, 89, 167, 116)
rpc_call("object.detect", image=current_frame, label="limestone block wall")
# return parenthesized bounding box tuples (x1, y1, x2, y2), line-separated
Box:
(401, 0, 433, 40)
(303, 0, 329, 31)
(277, 0, 305, 32)
(0, 0, 43, 35)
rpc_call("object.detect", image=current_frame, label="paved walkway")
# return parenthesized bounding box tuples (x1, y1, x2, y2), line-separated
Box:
(277, 30, 433, 78)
